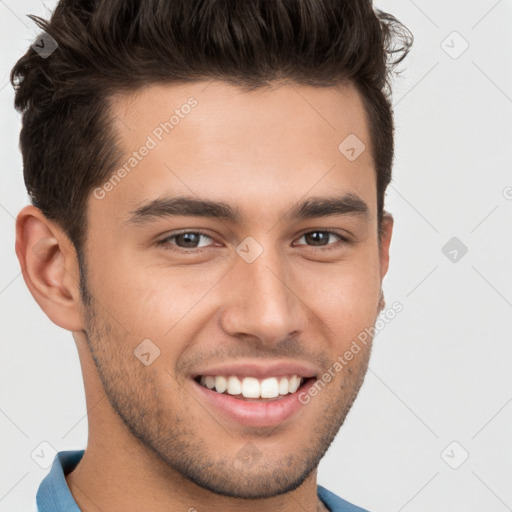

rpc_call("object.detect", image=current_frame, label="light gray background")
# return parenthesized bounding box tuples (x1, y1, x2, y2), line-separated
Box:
(1, 1, 511, 511)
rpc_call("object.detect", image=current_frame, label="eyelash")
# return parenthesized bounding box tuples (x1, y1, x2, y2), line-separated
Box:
(156, 229, 350, 253)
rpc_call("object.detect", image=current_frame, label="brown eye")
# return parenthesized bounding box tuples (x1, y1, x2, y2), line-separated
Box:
(157, 231, 214, 250)
(294, 230, 348, 248)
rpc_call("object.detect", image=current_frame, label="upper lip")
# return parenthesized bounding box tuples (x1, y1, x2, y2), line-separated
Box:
(190, 360, 320, 380)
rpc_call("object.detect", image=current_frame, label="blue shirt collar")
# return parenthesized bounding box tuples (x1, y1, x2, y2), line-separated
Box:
(36, 450, 84, 512)
(37, 450, 368, 512)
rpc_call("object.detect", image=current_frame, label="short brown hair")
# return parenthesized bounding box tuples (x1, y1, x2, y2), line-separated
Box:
(11, 0, 413, 252)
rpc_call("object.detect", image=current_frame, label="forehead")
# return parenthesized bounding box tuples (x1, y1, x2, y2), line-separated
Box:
(95, 80, 375, 225)
(110, 80, 370, 152)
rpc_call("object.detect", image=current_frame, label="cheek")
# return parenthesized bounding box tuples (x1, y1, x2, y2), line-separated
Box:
(87, 250, 222, 349)
(84, 247, 171, 337)
(301, 256, 381, 339)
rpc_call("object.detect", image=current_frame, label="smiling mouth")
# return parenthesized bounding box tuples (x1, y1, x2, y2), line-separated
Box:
(193, 374, 315, 401)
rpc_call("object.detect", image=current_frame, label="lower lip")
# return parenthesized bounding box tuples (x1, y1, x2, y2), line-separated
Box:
(191, 378, 317, 428)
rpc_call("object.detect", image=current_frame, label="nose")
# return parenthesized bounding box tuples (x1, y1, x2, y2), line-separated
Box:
(217, 243, 306, 347)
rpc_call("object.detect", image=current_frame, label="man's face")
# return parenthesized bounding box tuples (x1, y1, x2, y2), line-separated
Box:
(79, 80, 392, 498)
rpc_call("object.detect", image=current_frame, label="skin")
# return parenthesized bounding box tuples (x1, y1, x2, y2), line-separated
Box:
(16, 80, 392, 512)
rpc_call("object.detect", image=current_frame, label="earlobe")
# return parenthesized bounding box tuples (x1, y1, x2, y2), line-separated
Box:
(15, 205, 84, 331)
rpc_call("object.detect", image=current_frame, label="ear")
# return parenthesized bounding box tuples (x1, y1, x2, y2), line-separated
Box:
(378, 212, 393, 280)
(15, 205, 84, 331)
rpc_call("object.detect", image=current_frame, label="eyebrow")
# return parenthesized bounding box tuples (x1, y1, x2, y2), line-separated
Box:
(126, 192, 370, 225)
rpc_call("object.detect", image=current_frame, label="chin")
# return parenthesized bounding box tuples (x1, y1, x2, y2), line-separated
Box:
(178, 456, 317, 499)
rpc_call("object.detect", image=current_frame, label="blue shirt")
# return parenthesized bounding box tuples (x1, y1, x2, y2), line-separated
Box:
(36, 450, 369, 512)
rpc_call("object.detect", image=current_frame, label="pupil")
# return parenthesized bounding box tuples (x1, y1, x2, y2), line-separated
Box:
(307, 232, 328, 246)
(178, 233, 199, 248)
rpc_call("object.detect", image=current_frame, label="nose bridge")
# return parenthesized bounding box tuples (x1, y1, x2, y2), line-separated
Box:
(218, 239, 305, 343)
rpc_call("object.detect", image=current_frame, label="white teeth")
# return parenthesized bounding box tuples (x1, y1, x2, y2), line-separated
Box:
(204, 376, 215, 389)
(278, 377, 289, 395)
(227, 376, 242, 395)
(199, 374, 306, 398)
(260, 377, 279, 398)
(242, 377, 260, 398)
(288, 375, 301, 393)
(214, 376, 227, 393)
